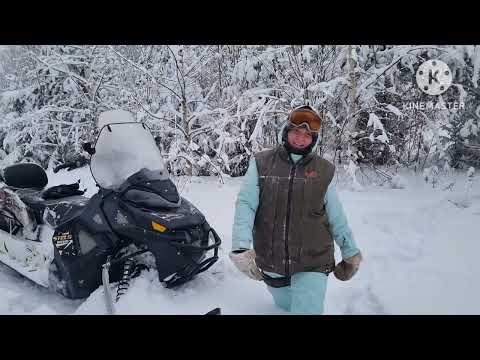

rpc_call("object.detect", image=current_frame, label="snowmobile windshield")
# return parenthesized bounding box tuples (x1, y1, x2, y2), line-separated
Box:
(90, 122, 167, 190)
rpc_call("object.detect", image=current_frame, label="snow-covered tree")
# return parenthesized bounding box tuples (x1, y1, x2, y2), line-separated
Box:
(1, 44, 479, 179)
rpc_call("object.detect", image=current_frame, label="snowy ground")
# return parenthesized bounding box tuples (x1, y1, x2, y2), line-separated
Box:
(0, 165, 479, 315)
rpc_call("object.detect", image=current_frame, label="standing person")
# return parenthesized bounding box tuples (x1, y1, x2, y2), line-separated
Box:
(229, 105, 362, 315)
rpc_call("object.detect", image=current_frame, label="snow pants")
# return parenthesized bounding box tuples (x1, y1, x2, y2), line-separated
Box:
(266, 272, 328, 315)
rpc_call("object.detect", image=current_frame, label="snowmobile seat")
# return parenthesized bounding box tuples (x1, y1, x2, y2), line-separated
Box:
(1, 163, 48, 190)
(16, 188, 89, 227)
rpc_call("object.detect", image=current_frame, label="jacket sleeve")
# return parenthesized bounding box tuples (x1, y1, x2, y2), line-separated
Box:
(231, 157, 260, 251)
(324, 184, 360, 259)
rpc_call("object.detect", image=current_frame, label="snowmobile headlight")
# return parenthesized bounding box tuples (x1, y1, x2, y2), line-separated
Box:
(152, 221, 167, 233)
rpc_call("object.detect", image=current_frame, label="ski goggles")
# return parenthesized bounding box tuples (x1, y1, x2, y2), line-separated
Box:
(287, 106, 322, 132)
(287, 121, 320, 134)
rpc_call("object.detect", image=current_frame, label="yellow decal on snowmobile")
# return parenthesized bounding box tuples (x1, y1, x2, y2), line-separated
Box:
(151, 221, 167, 232)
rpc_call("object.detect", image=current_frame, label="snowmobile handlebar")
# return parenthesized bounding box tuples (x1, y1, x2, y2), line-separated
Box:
(82, 142, 95, 155)
(53, 162, 78, 173)
(53, 156, 89, 173)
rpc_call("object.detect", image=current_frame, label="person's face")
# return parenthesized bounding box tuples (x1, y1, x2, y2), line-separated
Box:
(287, 127, 313, 149)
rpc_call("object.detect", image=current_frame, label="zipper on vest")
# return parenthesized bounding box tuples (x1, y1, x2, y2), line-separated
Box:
(284, 162, 296, 275)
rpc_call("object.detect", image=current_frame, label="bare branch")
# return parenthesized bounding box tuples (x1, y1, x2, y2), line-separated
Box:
(108, 46, 182, 101)
(129, 94, 188, 139)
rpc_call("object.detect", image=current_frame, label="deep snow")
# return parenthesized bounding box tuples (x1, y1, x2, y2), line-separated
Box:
(0, 165, 479, 315)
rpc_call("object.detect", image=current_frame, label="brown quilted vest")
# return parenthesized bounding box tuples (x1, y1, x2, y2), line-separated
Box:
(253, 146, 336, 276)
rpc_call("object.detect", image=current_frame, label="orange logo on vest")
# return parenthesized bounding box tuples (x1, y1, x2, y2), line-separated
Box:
(305, 169, 317, 178)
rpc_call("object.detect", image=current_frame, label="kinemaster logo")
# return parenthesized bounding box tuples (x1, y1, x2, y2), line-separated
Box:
(403, 59, 465, 111)
(416, 59, 452, 96)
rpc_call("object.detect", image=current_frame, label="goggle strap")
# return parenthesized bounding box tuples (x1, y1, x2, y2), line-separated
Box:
(287, 121, 320, 134)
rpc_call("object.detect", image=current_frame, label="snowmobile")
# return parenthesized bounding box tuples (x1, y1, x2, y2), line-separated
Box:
(0, 110, 222, 313)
